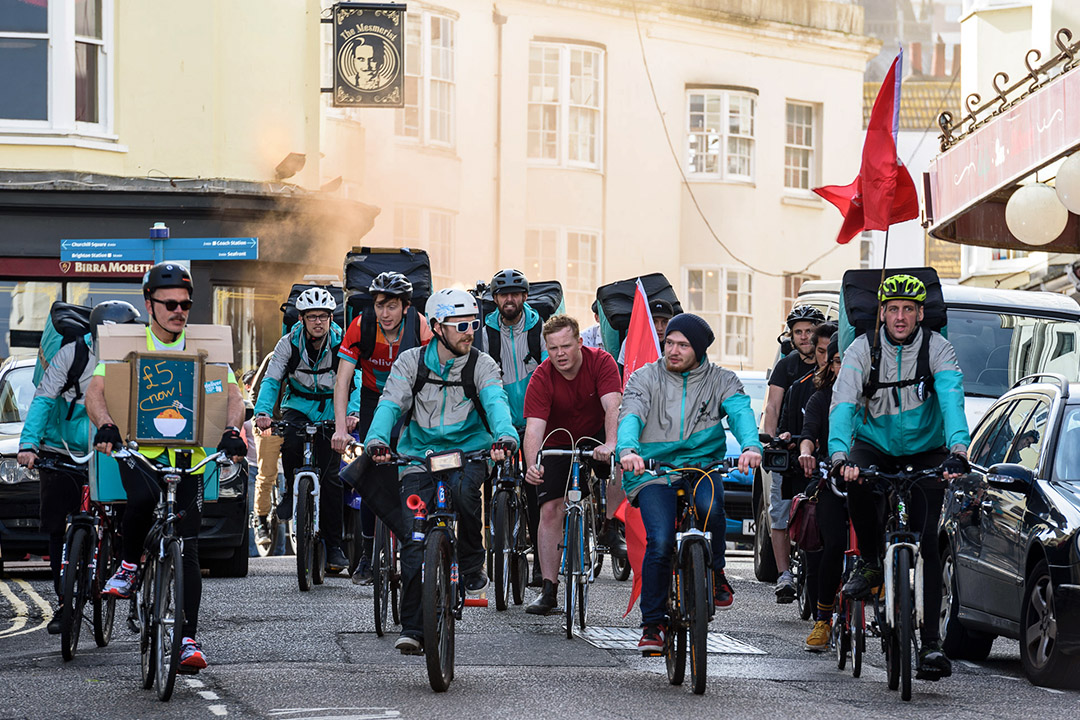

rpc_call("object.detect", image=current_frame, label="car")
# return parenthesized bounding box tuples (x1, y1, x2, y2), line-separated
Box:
(753, 282, 1080, 582)
(940, 373, 1080, 688)
(721, 370, 766, 541)
(0, 357, 43, 572)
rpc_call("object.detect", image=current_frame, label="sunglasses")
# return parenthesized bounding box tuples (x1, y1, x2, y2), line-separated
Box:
(151, 298, 193, 312)
(442, 319, 480, 333)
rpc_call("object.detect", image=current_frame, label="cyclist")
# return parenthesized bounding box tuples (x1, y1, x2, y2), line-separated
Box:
(250, 369, 284, 553)
(617, 313, 762, 650)
(764, 304, 825, 603)
(830, 273, 970, 679)
(483, 268, 547, 585)
(331, 271, 432, 581)
(617, 299, 673, 365)
(88, 263, 247, 672)
(254, 287, 349, 573)
(366, 288, 519, 654)
(17, 300, 141, 633)
(580, 301, 605, 351)
(522, 314, 622, 615)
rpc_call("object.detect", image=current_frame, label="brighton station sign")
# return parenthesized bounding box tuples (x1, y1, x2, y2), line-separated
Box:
(330, 3, 406, 108)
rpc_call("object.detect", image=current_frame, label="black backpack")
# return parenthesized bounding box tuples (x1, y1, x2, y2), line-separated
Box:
(481, 280, 564, 367)
(283, 333, 342, 412)
(33, 302, 93, 421)
(403, 347, 490, 435)
(343, 247, 434, 322)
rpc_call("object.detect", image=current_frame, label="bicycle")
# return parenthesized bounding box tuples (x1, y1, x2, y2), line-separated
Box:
(585, 463, 630, 582)
(536, 446, 609, 639)
(856, 463, 946, 701)
(488, 454, 530, 611)
(642, 460, 728, 695)
(116, 445, 225, 702)
(271, 419, 337, 591)
(41, 455, 121, 661)
(372, 515, 401, 637)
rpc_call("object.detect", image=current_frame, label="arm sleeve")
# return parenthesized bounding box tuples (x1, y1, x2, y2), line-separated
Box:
(616, 368, 650, 458)
(476, 353, 520, 444)
(595, 350, 623, 397)
(828, 338, 869, 462)
(337, 318, 362, 363)
(522, 366, 551, 422)
(722, 392, 763, 453)
(801, 390, 828, 452)
(932, 335, 972, 451)
(253, 335, 291, 416)
(20, 343, 78, 451)
(347, 367, 362, 415)
(364, 350, 417, 448)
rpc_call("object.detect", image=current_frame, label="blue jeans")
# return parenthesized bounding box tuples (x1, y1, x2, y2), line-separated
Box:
(637, 478, 726, 626)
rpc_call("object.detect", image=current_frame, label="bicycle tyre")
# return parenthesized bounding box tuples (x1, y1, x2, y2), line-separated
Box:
(347, 507, 364, 576)
(93, 526, 117, 647)
(422, 530, 454, 692)
(390, 534, 401, 625)
(139, 556, 157, 690)
(492, 491, 512, 612)
(154, 539, 184, 702)
(60, 527, 90, 661)
(373, 520, 391, 637)
(295, 475, 314, 591)
(834, 606, 847, 670)
(666, 574, 687, 685)
(897, 547, 913, 701)
(313, 539, 326, 585)
(579, 506, 592, 631)
(564, 510, 580, 640)
(510, 545, 527, 606)
(795, 548, 813, 621)
(853, 599, 865, 678)
(687, 541, 709, 695)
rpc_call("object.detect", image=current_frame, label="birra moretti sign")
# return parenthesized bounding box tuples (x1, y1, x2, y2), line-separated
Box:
(332, 3, 406, 108)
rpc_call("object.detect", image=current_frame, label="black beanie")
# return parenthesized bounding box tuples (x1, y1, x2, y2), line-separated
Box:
(664, 313, 714, 361)
(827, 333, 839, 362)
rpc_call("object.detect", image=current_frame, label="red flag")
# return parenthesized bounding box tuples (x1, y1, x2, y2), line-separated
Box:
(813, 49, 919, 244)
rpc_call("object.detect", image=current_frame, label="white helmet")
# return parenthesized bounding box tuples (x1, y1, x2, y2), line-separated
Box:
(428, 288, 478, 323)
(296, 287, 337, 314)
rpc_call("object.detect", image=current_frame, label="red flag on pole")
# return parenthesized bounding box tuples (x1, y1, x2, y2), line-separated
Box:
(813, 49, 919, 244)
(617, 279, 660, 616)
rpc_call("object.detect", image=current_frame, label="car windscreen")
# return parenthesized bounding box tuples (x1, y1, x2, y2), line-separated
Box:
(724, 377, 766, 428)
(0, 365, 35, 426)
(948, 309, 1080, 399)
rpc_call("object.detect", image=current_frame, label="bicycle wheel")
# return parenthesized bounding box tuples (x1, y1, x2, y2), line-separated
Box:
(687, 542, 710, 695)
(896, 548, 913, 701)
(154, 540, 184, 702)
(93, 525, 118, 647)
(491, 490, 512, 612)
(852, 599, 865, 678)
(390, 534, 401, 625)
(564, 509, 580, 639)
(139, 557, 157, 690)
(313, 539, 326, 585)
(579, 507, 592, 631)
(60, 527, 91, 661)
(422, 530, 454, 692)
(666, 571, 687, 685)
(295, 475, 314, 591)
(834, 604, 849, 671)
(795, 549, 813, 621)
(373, 520, 391, 637)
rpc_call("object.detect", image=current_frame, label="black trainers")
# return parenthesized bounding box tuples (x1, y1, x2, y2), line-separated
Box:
(46, 611, 63, 635)
(464, 571, 488, 595)
(842, 562, 883, 600)
(526, 579, 558, 615)
(714, 571, 734, 609)
(916, 640, 952, 680)
(276, 493, 293, 521)
(326, 546, 348, 572)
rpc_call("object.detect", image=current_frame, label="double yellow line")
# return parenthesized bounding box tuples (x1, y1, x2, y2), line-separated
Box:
(0, 578, 51, 638)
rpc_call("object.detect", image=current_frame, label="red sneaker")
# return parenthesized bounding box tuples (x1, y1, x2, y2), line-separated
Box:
(638, 623, 665, 652)
(714, 572, 734, 609)
(180, 638, 208, 671)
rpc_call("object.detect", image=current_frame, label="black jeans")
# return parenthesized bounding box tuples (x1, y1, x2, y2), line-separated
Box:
(118, 452, 203, 639)
(280, 409, 343, 549)
(38, 453, 85, 598)
(397, 461, 487, 639)
(803, 481, 849, 620)
(846, 440, 947, 642)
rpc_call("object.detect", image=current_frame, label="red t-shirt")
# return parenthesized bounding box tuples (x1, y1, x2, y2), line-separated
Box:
(524, 345, 622, 448)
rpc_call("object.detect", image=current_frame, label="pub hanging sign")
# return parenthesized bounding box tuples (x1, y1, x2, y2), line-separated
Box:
(332, 3, 406, 107)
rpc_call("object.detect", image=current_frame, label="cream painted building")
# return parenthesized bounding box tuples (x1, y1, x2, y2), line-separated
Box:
(341, 0, 877, 370)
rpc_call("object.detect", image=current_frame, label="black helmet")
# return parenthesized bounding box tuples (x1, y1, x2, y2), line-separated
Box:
(143, 262, 193, 297)
(490, 268, 529, 295)
(369, 271, 413, 301)
(786, 305, 825, 329)
(89, 300, 142, 340)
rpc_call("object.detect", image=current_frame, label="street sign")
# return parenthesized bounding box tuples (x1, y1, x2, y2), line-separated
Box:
(163, 237, 259, 261)
(61, 236, 259, 262)
(60, 239, 154, 262)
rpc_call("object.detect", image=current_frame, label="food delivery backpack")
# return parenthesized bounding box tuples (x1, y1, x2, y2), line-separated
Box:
(33, 302, 93, 420)
(838, 267, 947, 402)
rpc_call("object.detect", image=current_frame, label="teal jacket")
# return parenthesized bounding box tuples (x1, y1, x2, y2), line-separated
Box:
(20, 334, 94, 456)
(365, 343, 518, 458)
(484, 304, 547, 430)
(829, 326, 970, 461)
(254, 322, 343, 422)
(616, 358, 762, 501)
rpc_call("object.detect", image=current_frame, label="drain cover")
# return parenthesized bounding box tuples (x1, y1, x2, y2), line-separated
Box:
(575, 626, 766, 654)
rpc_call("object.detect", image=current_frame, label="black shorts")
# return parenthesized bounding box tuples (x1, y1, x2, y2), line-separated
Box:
(535, 453, 611, 506)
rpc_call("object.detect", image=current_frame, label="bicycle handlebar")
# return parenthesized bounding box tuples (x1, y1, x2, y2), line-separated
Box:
(536, 447, 617, 473)
(31, 456, 89, 473)
(114, 444, 227, 475)
(383, 450, 491, 468)
(856, 464, 947, 488)
(644, 458, 735, 474)
(267, 419, 337, 437)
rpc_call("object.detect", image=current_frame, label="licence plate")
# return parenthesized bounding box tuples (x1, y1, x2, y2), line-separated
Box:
(742, 519, 755, 535)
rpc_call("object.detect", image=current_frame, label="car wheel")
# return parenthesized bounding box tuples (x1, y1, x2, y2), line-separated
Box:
(940, 544, 994, 661)
(753, 477, 777, 583)
(1020, 559, 1080, 688)
(206, 525, 251, 578)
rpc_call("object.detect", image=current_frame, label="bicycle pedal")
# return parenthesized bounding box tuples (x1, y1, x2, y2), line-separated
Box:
(640, 649, 663, 658)
(177, 665, 200, 675)
(915, 667, 944, 681)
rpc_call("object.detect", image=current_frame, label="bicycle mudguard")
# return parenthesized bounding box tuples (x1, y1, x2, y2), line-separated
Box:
(341, 454, 409, 540)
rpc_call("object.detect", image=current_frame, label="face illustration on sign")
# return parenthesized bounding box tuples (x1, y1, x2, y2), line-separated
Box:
(339, 34, 398, 92)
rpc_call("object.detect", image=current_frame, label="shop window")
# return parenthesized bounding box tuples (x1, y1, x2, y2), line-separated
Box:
(214, 286, 260, 375)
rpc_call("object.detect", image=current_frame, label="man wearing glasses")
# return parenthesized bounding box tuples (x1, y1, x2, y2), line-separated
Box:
(253, 287, 350, 573)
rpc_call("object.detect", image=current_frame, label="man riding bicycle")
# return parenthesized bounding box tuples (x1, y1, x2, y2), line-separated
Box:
(829, 273, 970, 680)
(18, 300, 141, 633)
(254, 287, 349, 573)
(617, 313, 762, 650)
(88, 263, 247, 671)
(366, 287, 519, 655)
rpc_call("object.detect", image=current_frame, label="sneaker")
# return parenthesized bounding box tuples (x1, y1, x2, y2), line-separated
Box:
(350, 555, 373, 585)
(916, 640, 952, 680)
(638, 623, 666, 653)
(179, 637, 208, 671)
(253, 515, 271, 549)
(805, 620, 831, 652)
(775, 570, 796, 604)
(326, 546, 349, 572)
(464, 571, 488, 595)
(842, 563, 883, 600)
(47, 609, 63, 635)
(526, 579, 558, 615)
(103, 564, 137, 599)
(714, 571, 734, 609)
(276, 493, 293, 521)
(394, 634, 423, 655)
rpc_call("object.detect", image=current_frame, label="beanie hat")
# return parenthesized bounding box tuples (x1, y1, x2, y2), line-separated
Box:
(827, 334, 839, 363)
(664, 313, 714, 362)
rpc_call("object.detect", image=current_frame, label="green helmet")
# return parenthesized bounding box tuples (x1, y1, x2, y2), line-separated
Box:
(878, 274, 926, 304)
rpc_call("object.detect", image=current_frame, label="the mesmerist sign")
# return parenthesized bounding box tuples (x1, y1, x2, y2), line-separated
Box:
(332, 3, 406, 107)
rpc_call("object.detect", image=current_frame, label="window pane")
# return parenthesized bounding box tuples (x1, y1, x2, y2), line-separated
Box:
(396, 75, 420, 137)
(66, 282, 142, 307)
(428, 212, 454, 286)
(404, 13, 421, 75)
(76, 41, 99, 123)
(214, 286, 259, 373)
(0, 0, 48, 33)
(566, 232, 598, 317)
(0, 280, 61, 359)
(525, 229, 557, 281)
(0, 38, 48, 120)
(394, 206, 422, 247)
(75, 0, 101, 38)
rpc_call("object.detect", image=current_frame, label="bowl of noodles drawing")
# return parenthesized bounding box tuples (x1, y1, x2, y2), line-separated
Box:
(153, 407, 188, 437)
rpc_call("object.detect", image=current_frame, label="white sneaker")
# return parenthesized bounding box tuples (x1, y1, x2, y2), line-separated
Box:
(394, 634, 422, 654)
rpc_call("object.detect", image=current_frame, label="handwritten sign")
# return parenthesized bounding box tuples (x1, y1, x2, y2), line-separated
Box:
(131, 354, 203, 446)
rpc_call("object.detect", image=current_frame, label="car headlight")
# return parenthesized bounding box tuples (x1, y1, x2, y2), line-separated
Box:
(0, 458, 38, 484)
(216, 459, 246, 499)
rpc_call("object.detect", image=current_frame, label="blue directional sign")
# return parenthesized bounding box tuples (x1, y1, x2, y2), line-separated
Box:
(61, 236, 259, 262)
(163, 237, 259, 261)
(60, 238, 155, 262)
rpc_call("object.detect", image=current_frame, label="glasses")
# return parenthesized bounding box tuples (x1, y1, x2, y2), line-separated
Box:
(442, 319, 480, 333)
(150, 298, 193, 312)
(304, 313, 332, 323)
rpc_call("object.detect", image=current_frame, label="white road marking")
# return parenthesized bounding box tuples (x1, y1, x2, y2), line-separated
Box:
(267, 710, 400, 719)
(184, 677, 206, 688)
(199, 691, 220, 700)
(1040, 687, 1065, 694)
(208, 705, 228, 716)
(16, 579, 52, 618)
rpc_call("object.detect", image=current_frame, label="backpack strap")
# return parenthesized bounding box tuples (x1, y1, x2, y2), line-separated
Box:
(402, 348, 492, 435)
(284, 337, 340, 411)
(60, 340, 90, 421)
(486, 325, 501, 365)
(526, 323, 542, 366)
(863, 329, 935, 404)
(357, 308, 377, 360)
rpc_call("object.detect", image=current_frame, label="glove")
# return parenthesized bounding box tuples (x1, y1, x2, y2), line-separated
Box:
(943, 453, 970, 475)
(829, 457, 847, 480)
(217, 427, 247, 459)
(491, 440, 516, 456)
(367, 444, 392, 462)
(94, 423, 123, 449)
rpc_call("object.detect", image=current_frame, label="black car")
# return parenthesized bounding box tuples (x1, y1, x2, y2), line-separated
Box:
(940, 374, 1080, 688)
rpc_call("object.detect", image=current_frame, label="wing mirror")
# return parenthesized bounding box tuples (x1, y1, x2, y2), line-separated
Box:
(986, 463, 1033, 489)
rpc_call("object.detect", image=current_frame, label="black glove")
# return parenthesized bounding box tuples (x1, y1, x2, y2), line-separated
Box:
(943, 453, 970, 475)
(491, 440, 516, 456)
(94, 423, 123, 449)
(368, 444, 392, 462)
(217, 428, 247, 459)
